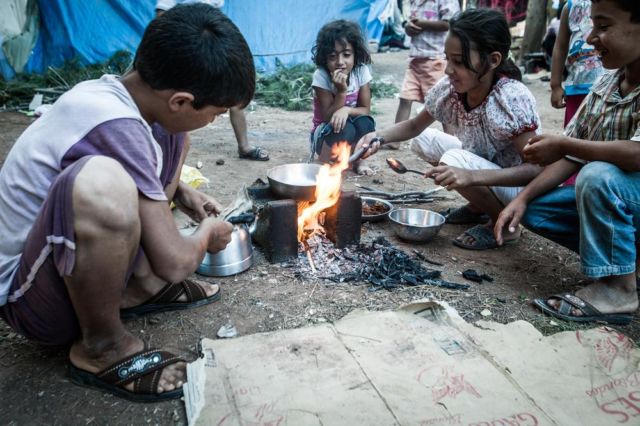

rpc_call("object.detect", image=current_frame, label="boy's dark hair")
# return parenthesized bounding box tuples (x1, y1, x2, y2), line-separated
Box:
(591, 0, 640, 22)
(312, 20, 371, 71)
(134, 4, 255, 109)
(449, 8, 522, 82)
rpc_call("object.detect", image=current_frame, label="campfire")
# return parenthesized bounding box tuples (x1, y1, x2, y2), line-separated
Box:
(248, 145, 467, 293)
(297, 141, 352, 272)
(297, 141, 351, 242)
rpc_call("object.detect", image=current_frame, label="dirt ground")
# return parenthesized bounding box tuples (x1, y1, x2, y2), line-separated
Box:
(0, 50, 637, 425)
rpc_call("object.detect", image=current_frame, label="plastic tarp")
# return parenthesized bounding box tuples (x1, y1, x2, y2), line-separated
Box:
(219, 0, 388, 73)
(0, 0, 388, 79)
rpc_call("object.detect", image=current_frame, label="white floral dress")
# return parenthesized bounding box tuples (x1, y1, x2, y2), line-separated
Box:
(424, 76, 541, 168)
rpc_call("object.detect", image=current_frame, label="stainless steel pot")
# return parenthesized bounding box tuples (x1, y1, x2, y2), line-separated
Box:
(267, 163, 321, 201)
(197, 224, 253, 277)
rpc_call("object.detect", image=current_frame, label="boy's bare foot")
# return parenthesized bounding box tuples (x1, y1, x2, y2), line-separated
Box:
(381, 142, 401, 150)
(546, 275, 638, 316)
(69, 332, 186, 395)
(353, 161, 375, 176)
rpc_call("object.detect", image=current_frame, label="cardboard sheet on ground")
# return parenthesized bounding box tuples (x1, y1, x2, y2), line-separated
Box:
(184, 301, 640, 425)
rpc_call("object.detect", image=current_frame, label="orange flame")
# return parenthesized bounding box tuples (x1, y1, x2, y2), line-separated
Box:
(298, 141, 351, 241)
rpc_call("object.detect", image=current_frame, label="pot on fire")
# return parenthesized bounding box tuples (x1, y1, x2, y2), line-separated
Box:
(267, 163, 321, 201)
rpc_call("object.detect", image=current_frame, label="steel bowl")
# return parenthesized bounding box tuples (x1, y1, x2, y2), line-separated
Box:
(196, 225, 253, 277)
(388, 208, 445, 243)
(267, 163, 321, 201)
(361, 197, 393, 222)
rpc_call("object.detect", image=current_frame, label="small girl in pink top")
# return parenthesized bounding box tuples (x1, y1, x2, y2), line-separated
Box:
(310, 20, 376, 175)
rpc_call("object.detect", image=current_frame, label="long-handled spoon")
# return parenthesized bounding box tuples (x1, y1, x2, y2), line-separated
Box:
(386, 157, 430, 177)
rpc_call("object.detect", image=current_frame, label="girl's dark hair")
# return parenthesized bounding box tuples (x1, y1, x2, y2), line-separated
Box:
(311, 20, 371, 71)
(448, 8, 522, 82)
(134, 3, 255, 109)
(591, 0, 640, 22)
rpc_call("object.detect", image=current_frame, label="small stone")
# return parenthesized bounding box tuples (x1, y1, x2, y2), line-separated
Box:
(480, 309, 492, 317)
(37, 391, 44, 397)
(269, 313, 274, 319)
(217, 324, 238, 338)
(268, 278, 277, 284)
(196, 161, 203, 169)
(372, 179, 383, 185)
(216, 159, 225, 165)
(308, 309, 316, 315)
(549, 320, 559, 326)
(316, 317, 327, 323)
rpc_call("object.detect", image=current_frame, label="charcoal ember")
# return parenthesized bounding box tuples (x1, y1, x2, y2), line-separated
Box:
(462, 269, 494, 284)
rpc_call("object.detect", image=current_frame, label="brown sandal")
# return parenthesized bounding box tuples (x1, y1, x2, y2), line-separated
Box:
(120, 279, 221, 319)
(68, 348, 185, 402)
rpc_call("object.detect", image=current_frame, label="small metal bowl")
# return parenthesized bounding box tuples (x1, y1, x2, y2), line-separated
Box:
(361, 197, 393, 222)
(388, 208, 445, 243)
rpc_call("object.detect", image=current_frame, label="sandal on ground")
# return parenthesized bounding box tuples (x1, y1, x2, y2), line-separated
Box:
(120, 279, 221, 319)
(533, 293, 634, 325)
(440, 205, 490, 225)
(68, 348, 185, 402)
(239, 146, 269, 161)
(452, 224, 516, 250)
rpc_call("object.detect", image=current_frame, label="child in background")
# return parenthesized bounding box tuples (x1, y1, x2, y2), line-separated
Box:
(550, 0, 604, 126)
(310, 20, 376, 175)
(496, 0, 640, 325)
(393, 0, 459, 145)
(357, 9, 542, 250)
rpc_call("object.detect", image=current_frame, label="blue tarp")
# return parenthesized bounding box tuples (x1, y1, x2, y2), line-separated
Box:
(2, 0, 387, 79)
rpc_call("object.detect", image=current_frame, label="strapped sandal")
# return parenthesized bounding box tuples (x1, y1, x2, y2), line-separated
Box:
(440, 205, 490, 225)
(452, 224, 516, 251)
(533, 293, 634, 325)
(239, 146, 269, 161)
(120, 279, 221, 319)
(68, 348, 186, 402)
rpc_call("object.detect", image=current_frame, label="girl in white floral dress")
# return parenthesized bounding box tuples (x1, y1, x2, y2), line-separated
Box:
(359, 8, 542, 250)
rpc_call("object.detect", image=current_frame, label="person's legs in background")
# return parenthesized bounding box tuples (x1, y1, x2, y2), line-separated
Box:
(231, 106, 269, 161)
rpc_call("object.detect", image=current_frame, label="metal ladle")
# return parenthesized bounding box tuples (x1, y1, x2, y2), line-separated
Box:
(386, 157, 428, 176)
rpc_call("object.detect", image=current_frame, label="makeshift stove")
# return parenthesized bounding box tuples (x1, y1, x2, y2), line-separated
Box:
(248, 142, 361, 264)
(248, 184, 361, 263)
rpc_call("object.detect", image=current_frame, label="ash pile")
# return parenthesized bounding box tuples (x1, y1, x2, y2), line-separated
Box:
(286, 236, 469, 291)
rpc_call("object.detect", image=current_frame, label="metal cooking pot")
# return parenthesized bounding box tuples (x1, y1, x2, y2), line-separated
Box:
(267, 163, 321, 201)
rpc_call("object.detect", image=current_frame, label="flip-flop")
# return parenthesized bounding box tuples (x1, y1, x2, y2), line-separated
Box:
(440, 205, 490, 225)
(68, 348, 185, 402)
(452, 224, 516, 250)
(533, 293, 634, 325)
(120, 279, 221, 319)
(239, 146, 269, 161)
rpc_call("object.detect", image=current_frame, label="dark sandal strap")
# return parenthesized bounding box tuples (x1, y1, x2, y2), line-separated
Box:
(96, 349, 185, 388)
(462, 225, 497, 246)
(549, 293, 602, 317)
(145, 279, 208, 305)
